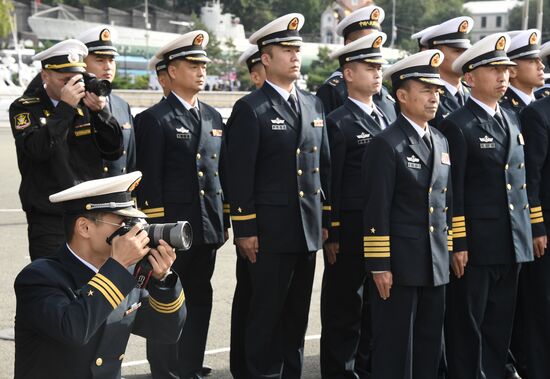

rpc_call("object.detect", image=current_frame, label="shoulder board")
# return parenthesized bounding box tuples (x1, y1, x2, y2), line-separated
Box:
(328, 78, 340, 87)
(386, 93, 395, 103)
(18, 97, 41, 105)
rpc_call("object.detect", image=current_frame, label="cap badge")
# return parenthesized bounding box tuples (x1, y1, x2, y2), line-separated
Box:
(458, 20, 469, 33)
(100, 28, 111, 42)
(288, 17, 299, 31)
(193, 33, 204, 46)
(67, 52, 80, 63)
(372, 36, 383, 49)
(495, 36, 506, 51)
(127, 177, 141, 192)
(371, 8, 380, 21)
(529, 32, 538, 45)
(430, 52, 441, 67)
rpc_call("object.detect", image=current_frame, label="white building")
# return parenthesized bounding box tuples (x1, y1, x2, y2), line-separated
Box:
(320, 0, 373, 44)
(463, 0, 523, 42)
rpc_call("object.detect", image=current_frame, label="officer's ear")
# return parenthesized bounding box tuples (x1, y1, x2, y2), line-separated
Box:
(463, 72, 475, 88)
(508, 65, 518, 79)
(74, 216, 93, 240)
(342, 63, 354, 84)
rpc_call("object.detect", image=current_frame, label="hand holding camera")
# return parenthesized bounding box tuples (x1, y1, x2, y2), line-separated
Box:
(82, 91, 107, 112)
(148, 240, 177, 281)
(60, 74, 86, 108)
(110, 224, 151, 269)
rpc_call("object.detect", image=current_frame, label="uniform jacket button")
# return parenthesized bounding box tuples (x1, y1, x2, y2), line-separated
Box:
(505, 164, 509, 170)
(506, 184, 512, 190)
(312, 146, 318, 152)
(212, 154, 217, 159)
(429, 207, 434, 214)
(428, 187, 433, 193)
(429, 226, 434, 232)
(313, 167, 320, 173)
(519, 162, 524, 168)
(123, 150, 127, 155)
(522, 183, 527, 189)
(196, 153, 201, 160)
(299, 191, 304, 198)
(103, 167, 108, 172)
(296, 148, 301, 155)
(200, 190, 205, 196)
(198, 171, 204, 177)
(96, 358, 103, 366)
(297, 169, 303, 176)
(119, 354, 125, 361)
(509, 204, 514, 211)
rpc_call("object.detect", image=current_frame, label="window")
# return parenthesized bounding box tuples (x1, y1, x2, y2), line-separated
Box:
(496, 16, 502, 27)
(481, 16, 487, 28)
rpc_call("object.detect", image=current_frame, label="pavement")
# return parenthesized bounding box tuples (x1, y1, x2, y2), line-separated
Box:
(0, 127, 325, 378)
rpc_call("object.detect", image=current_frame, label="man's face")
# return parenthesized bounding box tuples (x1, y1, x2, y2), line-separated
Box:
(466, 65, 509, 101)
(86, 213, 127, 257)
(84, 54, 116, 82)
(344, 62, 382, 96)
(439, 45, 467, 78)
(41, 70, 81, 100)
(168, 60, 206, 93)
(262, 45, 301, 82)
(397, 80, 440, 122)
(510, 57, 546, 89)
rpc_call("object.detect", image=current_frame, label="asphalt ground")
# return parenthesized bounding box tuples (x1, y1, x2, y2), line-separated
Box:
(0, 127, 325, 378)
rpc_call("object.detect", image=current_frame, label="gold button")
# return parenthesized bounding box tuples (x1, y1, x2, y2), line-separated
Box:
(296, 148, 301, 155)
(196, 153, 201, 160)
(214, 171, 219, 176)
(522, 183, 527, 189)
(443, 187, 448, 193)
(505, 164, 509, 170)
(444, 207, 449, 212)
(429, 226, 434, 233)
(312, 146, 318, 152)
(119, 354, 125, 361)
(313, 167, 320, 173)
(506, 184, 512, 190)
(212, 154, 217, 159)
(123, 150, 127, 155)
(524, 204, 529, 209)
(519, 163, 525, 168)
(297, 169, 303, 176)
(96, 358, 103, 366)
(299, 191, 304, 198)
(198, 171, 204, 177)
(509, 204, 514, 210)
(200, 190, 205, 196)
(103, 167, 108, 172)
(122, 167, 126, 173)
(429, 207, 434, 214)
(428, 187, 433, 193)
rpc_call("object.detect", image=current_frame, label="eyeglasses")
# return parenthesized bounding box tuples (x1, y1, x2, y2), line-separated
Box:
(88, 217, 127, 228)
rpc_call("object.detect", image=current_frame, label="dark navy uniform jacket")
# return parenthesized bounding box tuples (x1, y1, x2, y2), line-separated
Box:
(9, 87, 123, 217)
(326, 98, 393, 242)
(522, 96, 550, 237)
(500, 87, 530, 113)
(362, 115, 452, 287)
(136, 93, 229, 246)
(226, 82, 331, 253)
(430, 85, 470, 128)
(103, 93, 136, 176)
(14, 245, 186, 379)
(315, 69, 397, 121)
(440, 98, 533, 265)
(534, 83, 550, 100)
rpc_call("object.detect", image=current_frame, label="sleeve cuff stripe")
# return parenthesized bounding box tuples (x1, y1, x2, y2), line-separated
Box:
(323, 206, 332, 211)
(452, 216, 465, 222)
(453, 227, 466, 233)
(223, 210, 230, 214)
(364, 253, 391, 258)
(149, 291, 185, 314)
(88, 281, 119, 309)
(150, 290, 185, 310)
(364, 247, 391, 252)
(94, 273, 124, 303)
(530, 212, 543, 219)
(231, 214, 257, 221)
(531, 206, 542, 212)
(146, 212, 165, 218)
(531, 217, 544, 224)
(454, 232, 467, 238)
(364, 242, 390, 247)
(452, 222, 465, 227)
(223, 204, 230, 208)
(142, 207, 165, 214)
(363, 236, 390, 241)
(331, 221, 340, 227)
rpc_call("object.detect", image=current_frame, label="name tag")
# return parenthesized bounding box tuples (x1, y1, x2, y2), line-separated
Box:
(312, 118, 324, 128)
(479, 135, 495, 149)
(441, 152, 451, 165)
(271, 124, 287, 130)
(356, 132, 371, 145)
(177, 133, 191, 139)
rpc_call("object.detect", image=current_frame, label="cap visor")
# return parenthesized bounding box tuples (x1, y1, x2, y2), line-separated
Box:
(280, 40, 303, 47)
(364, 57, 388, 65)
(56, 66, 87, 73)
(443, 42, 471, 50)
(418, 77, 445, 87)
(112, 207, 148, 218)
(185, 56, 211, 63)
(513, 53, 541, 60)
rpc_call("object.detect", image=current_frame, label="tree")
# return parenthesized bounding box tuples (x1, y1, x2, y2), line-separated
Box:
(306, 45, 339, 91)
(0, 0, 14, 43)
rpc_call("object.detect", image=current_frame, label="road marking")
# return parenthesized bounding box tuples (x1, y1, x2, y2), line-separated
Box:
(122, 334, 321, 368)
(0, 209, 23, 212)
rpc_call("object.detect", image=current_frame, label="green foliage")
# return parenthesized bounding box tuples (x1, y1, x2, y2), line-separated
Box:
(112, 73, 150, 89)
(508, 2, 550, 40)
(0, 0, 14, 41)
(306, 46, 339, 91)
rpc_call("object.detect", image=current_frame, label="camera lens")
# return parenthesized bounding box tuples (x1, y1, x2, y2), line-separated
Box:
(143, 221, 193, 250)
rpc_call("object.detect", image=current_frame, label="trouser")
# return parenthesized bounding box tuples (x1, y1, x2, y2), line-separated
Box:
(26, 213, 64, 261)
(147, 244, 217, 379)
(446, 263, 520, 379)
(245, 251, 317, 379)
(369, 284, 445, 379)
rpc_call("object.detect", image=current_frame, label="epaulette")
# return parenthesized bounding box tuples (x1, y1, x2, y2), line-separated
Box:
(511, 98, 519, 107)
(386, 93, 395, 103)
(18, 97, 41, 105)
(328, 78, 340, 87)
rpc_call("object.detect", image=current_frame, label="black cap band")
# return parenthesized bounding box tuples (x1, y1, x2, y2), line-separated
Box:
(343, 20, 381, 39)
(462, 49, 508, 73)
(338, 47, 383, 67)
(246, 51, 262, 72)
(257, 29, 301, 48)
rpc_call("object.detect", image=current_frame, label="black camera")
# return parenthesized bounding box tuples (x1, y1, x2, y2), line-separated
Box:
(106, 218, 193, 288)
(79, 72, 112, 97)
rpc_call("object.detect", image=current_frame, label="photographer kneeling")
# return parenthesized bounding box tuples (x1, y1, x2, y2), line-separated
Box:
(14, 171, 187, 379)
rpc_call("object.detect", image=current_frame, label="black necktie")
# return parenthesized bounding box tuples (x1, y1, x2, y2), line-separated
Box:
(189, 107, 200, 123)
(288, 94, 300, 115)
(423, 133, 432, 151)
(494, 111, 508, 136)
(370, 111, 383, 129)
(455, 91, 464, 106)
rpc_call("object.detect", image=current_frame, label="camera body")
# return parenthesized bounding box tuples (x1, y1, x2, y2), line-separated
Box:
(79, 72, 112, 97)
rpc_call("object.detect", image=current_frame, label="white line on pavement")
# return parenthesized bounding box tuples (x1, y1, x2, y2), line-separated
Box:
(0, 209, 23, 212)
(122, 334, 322, 368)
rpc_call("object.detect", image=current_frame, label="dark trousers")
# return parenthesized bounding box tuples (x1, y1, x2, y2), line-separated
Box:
(230, 249, 252, 379)
(26, 214, 65, 261)
(320, 211, 370, 379)
(517, 249, 550, 379)
(446, 263, 520, 379)
(245, 251, 316, 379)
(369, 283, 445, 379)
(147, 244, 217, 379)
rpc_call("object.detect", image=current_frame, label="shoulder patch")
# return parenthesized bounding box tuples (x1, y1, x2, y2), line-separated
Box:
(14, 113, 31, 130)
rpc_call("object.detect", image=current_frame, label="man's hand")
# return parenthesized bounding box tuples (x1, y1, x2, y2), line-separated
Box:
(372, 271, 392, 300)
(324, 242, 339, 265)
(451, 250, 468, 278)
(59, 74, 85, 108)
(82, 91, 106, 112)
(110, 224, 150, 268)
(322, 228, 329, 242)
(236, 236, 259, 263)
(533, 236, 547, 258)
(148, 239, 177, 280)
